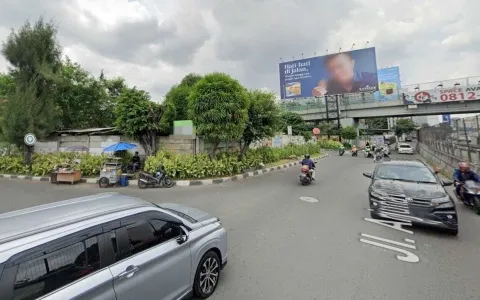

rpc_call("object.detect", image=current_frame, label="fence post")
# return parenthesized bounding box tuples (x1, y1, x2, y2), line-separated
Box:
(463, 119, 472, 162)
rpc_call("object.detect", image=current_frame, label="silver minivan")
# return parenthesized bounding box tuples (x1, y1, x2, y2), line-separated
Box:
(0, 193, 228, 300)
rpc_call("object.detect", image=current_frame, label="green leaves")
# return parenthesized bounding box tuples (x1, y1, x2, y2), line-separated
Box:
(188, 73, 248, 147)
(394, 118, 416, 136)
(241, 90, 281, 145)
(144, 143, 321, 179)
(340, 126, 357, 140)
(0, 152, 105, 177)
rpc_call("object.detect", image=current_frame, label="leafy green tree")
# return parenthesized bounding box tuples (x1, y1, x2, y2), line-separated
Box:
(160, 73, 202, 135)
(188, 72, 248, 158)
(340, 126, 357, 140)
(239, 90, 281, 157)
(394, 118, 416, 136)
(365, 117, 388, 130)
(1, 17, 62, 164)
(279, 111, 311, 140)
(317, 121, 335, 137)
(54, 57, 115, 129)
(0, 73, 15, 140)
(115, 87, 164, 156)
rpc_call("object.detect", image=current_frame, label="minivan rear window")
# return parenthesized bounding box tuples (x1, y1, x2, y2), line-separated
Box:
(399, 145, 411, 148)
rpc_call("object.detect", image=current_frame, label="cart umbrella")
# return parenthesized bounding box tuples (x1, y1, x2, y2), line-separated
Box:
(103, 142, 137, 152)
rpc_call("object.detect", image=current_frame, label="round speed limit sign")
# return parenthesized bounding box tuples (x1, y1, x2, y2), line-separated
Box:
(24, 133, 36, 146)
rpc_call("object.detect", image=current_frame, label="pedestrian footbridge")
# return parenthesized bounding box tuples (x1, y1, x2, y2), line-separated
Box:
(282, 80, 480, 121)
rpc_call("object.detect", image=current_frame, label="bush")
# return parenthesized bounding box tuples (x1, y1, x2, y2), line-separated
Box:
(144, 143, 321, 179)
(317, 140, 343, 149)
(0, 152, 105, 176)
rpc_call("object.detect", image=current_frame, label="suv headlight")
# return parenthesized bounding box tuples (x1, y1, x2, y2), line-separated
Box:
(371, 189, 388, 200)
(431, 196, 452, 207)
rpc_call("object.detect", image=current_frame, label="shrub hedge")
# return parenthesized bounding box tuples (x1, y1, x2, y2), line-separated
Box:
(317, 140, 343, 149)
(0, 143, 322, 179)
(0, 152, 105, 177)
(144, 143, 321, 179)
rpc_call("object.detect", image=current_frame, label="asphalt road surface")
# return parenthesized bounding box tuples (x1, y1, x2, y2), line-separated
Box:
(1, 152, 479, 300)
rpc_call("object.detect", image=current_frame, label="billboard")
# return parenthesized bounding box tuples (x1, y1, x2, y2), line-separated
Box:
(402, 85, 480, 105)
(279, 47, 379, 99)
(375, 67, 401, 101)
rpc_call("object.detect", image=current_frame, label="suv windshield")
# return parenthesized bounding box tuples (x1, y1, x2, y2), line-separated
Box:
(375, 164, 437, 183)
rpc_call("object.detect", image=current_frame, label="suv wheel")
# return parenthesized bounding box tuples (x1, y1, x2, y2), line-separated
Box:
(193, 251, 221, 299)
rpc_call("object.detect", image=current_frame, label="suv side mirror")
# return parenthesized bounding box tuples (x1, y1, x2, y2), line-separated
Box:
(176, 225, 189, 245)
(442, 180, 453, 187)
(363, 172, 372, 178)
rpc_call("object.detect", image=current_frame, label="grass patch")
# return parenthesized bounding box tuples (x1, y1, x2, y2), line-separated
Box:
(265, 159, 293, 168)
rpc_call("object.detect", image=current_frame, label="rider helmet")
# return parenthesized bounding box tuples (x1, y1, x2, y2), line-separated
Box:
(305, 154, 310, 159)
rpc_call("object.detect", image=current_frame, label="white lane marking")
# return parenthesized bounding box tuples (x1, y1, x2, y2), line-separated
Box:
(299, 196, 318, 203)
(360, 238, 420, 263)
(404, 238, 415, 244)
(364, 218, 413, 234)
(360, 233, 416, 249)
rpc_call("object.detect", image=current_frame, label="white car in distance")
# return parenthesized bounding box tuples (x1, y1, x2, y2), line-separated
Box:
(398, 143, 414, 154)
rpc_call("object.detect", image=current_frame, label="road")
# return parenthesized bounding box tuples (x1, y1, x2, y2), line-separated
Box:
(1, 152, 479, 300)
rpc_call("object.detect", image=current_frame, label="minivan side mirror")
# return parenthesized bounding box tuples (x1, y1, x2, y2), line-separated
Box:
(442, 180, 453, 187)
(176, 225, 189, 245)
(363, 172, 372, 178)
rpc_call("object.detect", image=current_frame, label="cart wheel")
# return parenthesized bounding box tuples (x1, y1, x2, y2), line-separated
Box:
(98, 177, 109, 188)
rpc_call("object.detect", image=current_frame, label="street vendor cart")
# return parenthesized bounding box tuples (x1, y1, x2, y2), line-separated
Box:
(51, 163, 82, 184)
(98, 157, 122, 188)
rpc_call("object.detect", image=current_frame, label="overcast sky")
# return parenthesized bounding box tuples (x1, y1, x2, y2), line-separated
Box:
(0, 0, 478, 102)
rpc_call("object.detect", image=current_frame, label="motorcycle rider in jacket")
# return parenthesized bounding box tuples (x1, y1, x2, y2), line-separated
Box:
(453, 162, 480, 205)
(300, 154, 316, 180)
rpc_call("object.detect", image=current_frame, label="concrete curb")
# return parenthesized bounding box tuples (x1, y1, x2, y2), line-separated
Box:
(0, 153, 329, 187)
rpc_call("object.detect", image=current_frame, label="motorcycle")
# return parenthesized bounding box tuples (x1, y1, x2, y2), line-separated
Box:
(299, 165, 313, 186)
(138, 167, 175, 189)
(455, 180, 480, 214)
(364, 147, 373, 158)
(339, 146, 345, 156)
(352, 149, 358, 156)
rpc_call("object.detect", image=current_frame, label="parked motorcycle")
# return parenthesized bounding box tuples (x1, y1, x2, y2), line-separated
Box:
(299, 165, 313, 186)
(339, 146, 345, 156)
(455, 180, 480, 214)
(138, 167, 175, 189)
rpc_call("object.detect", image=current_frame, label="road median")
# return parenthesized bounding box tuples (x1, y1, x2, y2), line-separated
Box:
(0, 153, 329, 187)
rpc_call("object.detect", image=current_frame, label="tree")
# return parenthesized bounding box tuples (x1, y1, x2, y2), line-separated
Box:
(340, 126, 357, 140)
(1, 17, 62, 165)
(317, 121, 335, 137)
(394, 118, 416, 136)
(160, 73, 202, 135)
(54, 57, 115, 130)
(365, 117, 388, 130)
(0, 73, 15, 141)
(188, 72, 248, 158)
(115, 87, 164, 156)
(279, 111, 311, 140)
(239, 90, 281, 157)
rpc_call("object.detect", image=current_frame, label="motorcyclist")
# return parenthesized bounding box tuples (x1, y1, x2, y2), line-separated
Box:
(351, 145, 358, 153)
(301, 154, 316, 180)
(453, 162, 480, 204)
(373, 146, 383, 162)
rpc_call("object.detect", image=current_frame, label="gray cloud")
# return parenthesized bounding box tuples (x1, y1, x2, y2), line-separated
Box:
(0, 0, 479, 99)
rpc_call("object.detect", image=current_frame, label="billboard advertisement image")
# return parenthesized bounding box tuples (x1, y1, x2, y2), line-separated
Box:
(279, 47, 379, 99)
(375, 67, 401, 101)
(402, 85, 480, 105)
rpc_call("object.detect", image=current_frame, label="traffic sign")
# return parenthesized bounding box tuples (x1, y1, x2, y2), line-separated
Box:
(312, 128, 320, 135)
(24, 133, 36, 146)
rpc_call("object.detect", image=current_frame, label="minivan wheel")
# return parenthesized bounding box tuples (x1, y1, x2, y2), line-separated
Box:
(446, 228, 458, 236)
(193, 251, 221, 299)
